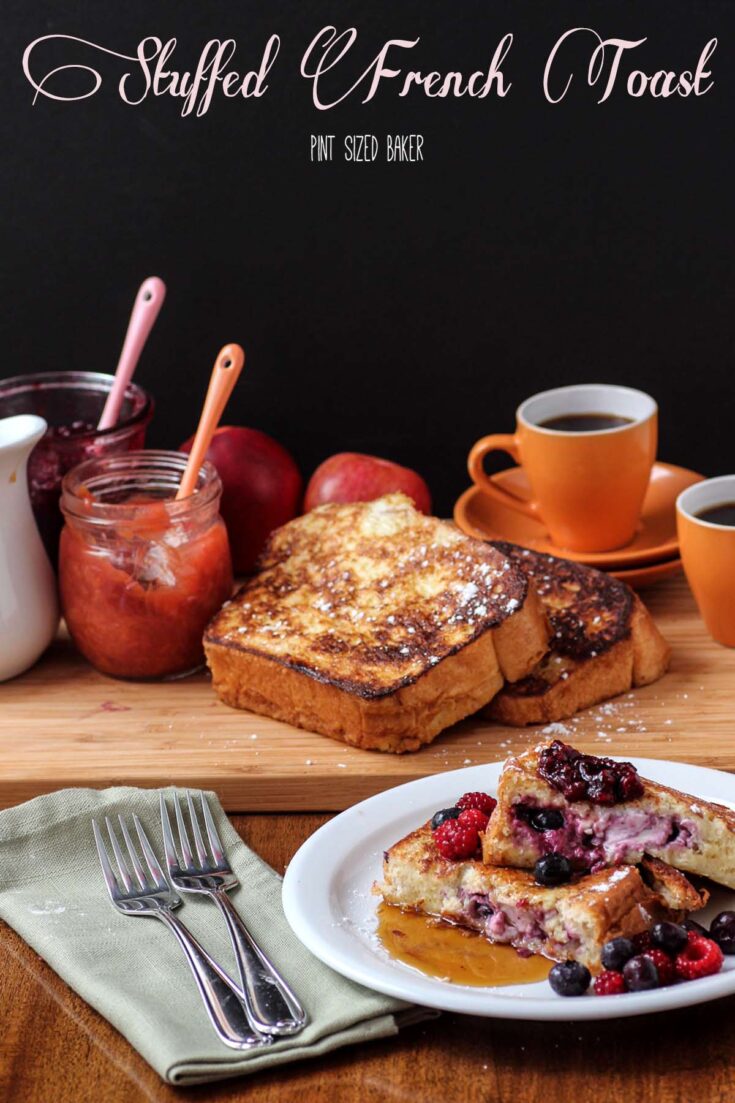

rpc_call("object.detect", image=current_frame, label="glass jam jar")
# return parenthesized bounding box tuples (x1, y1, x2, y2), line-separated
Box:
(0, 371, 153, 566)
(59, 451, 233, 680)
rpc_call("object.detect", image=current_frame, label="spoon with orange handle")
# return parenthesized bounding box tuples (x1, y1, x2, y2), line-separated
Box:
(176, 343, 245, 500)
(98, 277, 166, 431)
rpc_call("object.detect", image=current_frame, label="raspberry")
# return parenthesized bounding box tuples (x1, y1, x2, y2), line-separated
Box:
(457, 807, 489, 833)
(433, 818, 480, 860)
(675, 934, 724, 981)
(456, 792, 497, 816)
(643, 948, 676, 986)
(594, 970, 626, 996)
(632, 931, 653, 953)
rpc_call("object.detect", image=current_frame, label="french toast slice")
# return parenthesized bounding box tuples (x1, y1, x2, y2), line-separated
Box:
(485, 543, 670, 725)
(378, 824, 676, 971)
(204, 494, 548, 753)
(482, 742, 735, 889)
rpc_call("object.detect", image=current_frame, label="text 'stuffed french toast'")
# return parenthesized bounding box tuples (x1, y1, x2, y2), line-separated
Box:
(482, 741, 735, 889)
(204, 495, 548, 753)
(378, 824, 683, 971)
(484, 543, 670, 725)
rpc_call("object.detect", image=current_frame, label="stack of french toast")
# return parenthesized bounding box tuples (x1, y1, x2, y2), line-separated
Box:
(204, 493, 670, 752)
(379, 740, 735, 972)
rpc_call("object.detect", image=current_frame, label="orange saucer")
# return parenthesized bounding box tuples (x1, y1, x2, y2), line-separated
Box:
(611, 557, 683, 589)
(454, 462, 703, 569)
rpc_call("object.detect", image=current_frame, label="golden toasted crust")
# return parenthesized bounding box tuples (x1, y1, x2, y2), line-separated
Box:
(485, 544, 670, 725)
(482, 743, 735, 889)
(206, 625, 503, 753)
(204, 495, 548, 752)
(379, 824, 667, 971)
(639, 856, 709, 912)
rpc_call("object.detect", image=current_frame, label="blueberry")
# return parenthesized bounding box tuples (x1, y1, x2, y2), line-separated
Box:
(530, 809, 564, 832)
(548, 960, 591, 997)
(623, 954, 659, 991)
(710, 911, 735, 954)
(683, 918, 709, 938)
(431, 807, 460, 830)
(651, 921, 688, 955)
(601, 936, 636, 972)
(534, 854, 572, 886)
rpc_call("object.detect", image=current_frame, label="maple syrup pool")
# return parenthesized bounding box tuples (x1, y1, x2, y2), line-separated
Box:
(376, 903, 552, 987)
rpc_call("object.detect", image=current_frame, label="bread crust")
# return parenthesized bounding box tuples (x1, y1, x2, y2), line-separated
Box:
(204, 495, 549, 753)
(206, 626, 503, 753)
(486, 541, 670, 725)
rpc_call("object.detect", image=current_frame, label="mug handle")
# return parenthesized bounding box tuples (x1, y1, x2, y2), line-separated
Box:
(467, 435, 540, 520)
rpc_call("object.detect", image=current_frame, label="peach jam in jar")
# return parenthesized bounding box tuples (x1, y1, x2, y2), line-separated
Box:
(59, 451, 232, 679)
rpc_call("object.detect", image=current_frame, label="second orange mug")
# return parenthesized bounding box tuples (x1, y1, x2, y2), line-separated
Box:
(468, 384, 658, 553)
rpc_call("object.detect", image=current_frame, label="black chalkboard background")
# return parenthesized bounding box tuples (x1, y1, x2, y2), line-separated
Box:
(2, 1, 733, 513)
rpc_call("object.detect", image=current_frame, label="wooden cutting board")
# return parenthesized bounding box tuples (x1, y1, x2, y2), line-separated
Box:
(1, 574, 734, 811)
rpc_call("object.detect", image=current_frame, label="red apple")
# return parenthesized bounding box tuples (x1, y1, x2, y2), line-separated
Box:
(304, 452, 432, 514)
(180, 426, 302, 573)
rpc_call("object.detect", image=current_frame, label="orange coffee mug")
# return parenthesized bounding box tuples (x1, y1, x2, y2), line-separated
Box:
(468, 384, 658, 553)
(677, 476, 735, 647)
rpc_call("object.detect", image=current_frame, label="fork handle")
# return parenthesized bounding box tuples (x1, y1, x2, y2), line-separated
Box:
(156, 910, 269, 1050)
(212, 889, 307, 1035)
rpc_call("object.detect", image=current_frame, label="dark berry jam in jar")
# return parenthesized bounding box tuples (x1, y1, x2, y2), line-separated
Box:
(0, 372, 153, 566)
(59, 451, 233, 680)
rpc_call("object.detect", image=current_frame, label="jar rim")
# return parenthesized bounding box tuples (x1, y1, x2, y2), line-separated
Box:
(61, 449, 222, 524)
(0, 370, 153, 443)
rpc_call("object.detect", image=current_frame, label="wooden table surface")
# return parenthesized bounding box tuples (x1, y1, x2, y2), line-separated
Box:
(4, 576, 735, 812)
(2, 812, 735, 1103)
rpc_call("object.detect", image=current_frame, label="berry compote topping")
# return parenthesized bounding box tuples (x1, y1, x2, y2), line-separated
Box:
(538, 741, 644, 805)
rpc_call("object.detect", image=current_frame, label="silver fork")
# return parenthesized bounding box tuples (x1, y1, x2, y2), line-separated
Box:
(160, 791, 307, 1037)
(92, 814, 270, 1051)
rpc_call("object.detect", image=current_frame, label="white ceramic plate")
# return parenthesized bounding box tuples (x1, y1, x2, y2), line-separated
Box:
(282, 757, 735, 1020)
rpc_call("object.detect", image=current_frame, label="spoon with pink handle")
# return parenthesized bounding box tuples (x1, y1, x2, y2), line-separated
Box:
(97, 277, 166, 431)
(177, 344, 245, 500)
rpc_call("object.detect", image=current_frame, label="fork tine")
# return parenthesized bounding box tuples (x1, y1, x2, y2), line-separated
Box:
(118, 815, 149, 891)
(159, 792, 179, 874)
(93, 819, 120, 897)
(200, 792, 225, 865)
(133, 814, 169, 890)
(105, 816, 133, 893)
(186, 791, 208, 868)
(173, 791, 195, 868)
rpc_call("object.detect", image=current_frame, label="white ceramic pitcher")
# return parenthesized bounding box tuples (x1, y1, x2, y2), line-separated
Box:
(0, 415, 59, 681)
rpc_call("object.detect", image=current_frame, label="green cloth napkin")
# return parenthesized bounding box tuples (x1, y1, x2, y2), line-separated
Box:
(0, 787, 431, 1086)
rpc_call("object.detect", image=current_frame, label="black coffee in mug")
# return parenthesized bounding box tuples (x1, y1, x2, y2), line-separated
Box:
(695, 502, 735, 527)
(538, 413, 635, 433)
